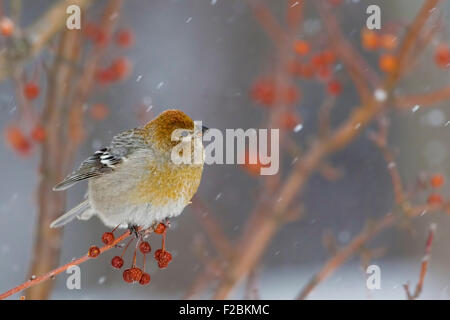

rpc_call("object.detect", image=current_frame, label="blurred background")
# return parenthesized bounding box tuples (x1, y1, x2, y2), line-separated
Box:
(0, 0, 449, 299)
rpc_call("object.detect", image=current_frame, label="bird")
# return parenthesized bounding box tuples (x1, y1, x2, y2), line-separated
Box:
(50, 109, 207, 230)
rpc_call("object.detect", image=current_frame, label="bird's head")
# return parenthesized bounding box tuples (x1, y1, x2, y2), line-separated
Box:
(143, 110, 206, 154)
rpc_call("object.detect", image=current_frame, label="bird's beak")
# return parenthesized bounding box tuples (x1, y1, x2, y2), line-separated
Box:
(201, 125, 209, 134)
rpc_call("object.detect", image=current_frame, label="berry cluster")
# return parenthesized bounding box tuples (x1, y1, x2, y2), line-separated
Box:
(84, 24, 135, 49)
(95, 57, 132, 85)
(83, 23, 134, 85)
(4, 124, 46, 157)
(89, 222, 172, 286)
(360, 29, 399, 74)
(248, 39, 342, 144)
(361, 29, 450, 72)
(361, 29, 398, 52)
(3, 70, 47, 156)
(250, 76, 300, 108)
(288, 46, 340, 90)
(83, 25, 135, 126)
(427, 174, 446, 206)
(118, 239, 152, 285)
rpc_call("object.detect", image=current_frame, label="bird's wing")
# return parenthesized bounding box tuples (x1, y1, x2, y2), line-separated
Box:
(53, 128, 147, 191)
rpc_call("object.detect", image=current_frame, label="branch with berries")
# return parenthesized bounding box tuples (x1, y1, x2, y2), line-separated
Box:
(0, 222, 172, 300)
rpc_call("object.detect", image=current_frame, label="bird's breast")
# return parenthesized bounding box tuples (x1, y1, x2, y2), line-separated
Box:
(131, 159, 203, 207)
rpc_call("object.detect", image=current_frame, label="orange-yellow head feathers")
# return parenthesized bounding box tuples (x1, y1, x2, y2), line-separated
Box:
(143, 110, 195, 152)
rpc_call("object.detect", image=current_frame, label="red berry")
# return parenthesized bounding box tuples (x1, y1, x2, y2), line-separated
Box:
(139, 241, 151, 254)
(250, 77, 300, 107)
(90, 103, 109, 121)
(327, 80, 342, 96)
(312, 54, 326, 68)
(139, 273, 151, 285)
(293, 40, 310, 56)
(278, 112, 301, 130)
(328, 0, 343, 5)
(101, 232, 115, 245)
(427, 193, 443, 206)
(0, 17, 14, 37)
(163, 251, 172, 263)
(4, 126, 31, 156)
(361, 29, 379, 51)
(129, 267, 143, 282)
(321, 50, 336, 65)
(154, 223, 166, 234)
(95, 68, 116, 84)
(111, 256, 124, 269)
(434, 44, 450, 69)
(157, 251, 172, 269)
(115, 29, 135, 48)
(317, 66, 332, 82)
(84, 22, 99, 39)
(88, 246, 100, 258)
(123, 269, 133, 283)
(84, 23, 109, 47)
(380, 34, 398, 50)
(379, 54, 398, 73)
(241, 152, 263, 176)
(94, 30, 109, 47)
(31, 125, 46, 143)
(154, 248, 163, 261)
(111, 57, 131, 81)
(23, 83, 40, 100)
(430, 174, 445, 188)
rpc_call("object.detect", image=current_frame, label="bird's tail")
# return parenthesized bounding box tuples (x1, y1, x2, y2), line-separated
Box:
(50, 200, 93, 228)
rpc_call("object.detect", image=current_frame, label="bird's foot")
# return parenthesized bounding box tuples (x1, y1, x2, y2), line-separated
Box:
(129, 225, 141, 239)
(164, 218, 171, 228)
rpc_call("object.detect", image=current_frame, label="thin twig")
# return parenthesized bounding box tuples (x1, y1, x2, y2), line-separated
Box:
(403, 224, 436, 300)
(191, 197, 234, 260)
(246, 0, 288, 47)
(369, 117, 407, 206)
(296, 213, 395, 300)
(244, 268, 261, 300)
(286, 0, 304, 32)
(295, 200, 446, 300)
(0, 230, 132, 300)
(395, 86, 450, 109)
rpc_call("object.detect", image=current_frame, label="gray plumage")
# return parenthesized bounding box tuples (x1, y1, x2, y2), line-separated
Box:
(50, 200, 91, 228)
(50, 128, 150, 228)
(53, 129, 146, 191)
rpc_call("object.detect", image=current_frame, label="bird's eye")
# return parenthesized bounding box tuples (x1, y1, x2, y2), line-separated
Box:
(181, 131, 188, 137)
